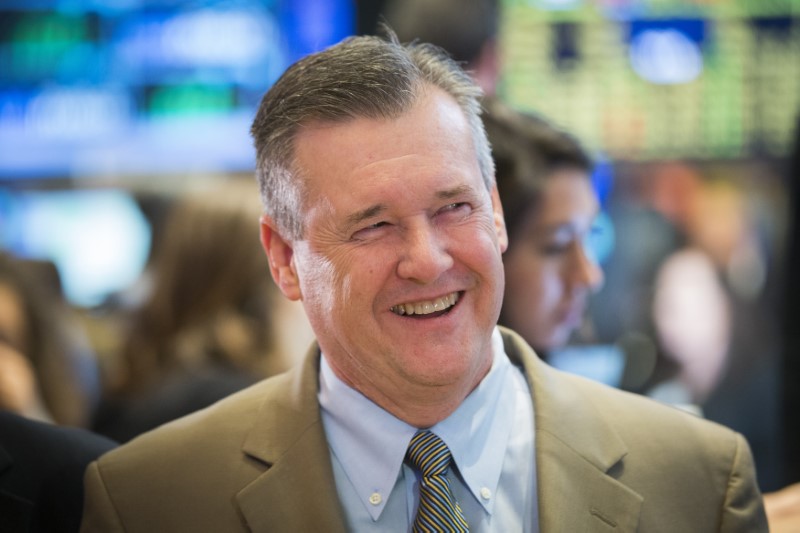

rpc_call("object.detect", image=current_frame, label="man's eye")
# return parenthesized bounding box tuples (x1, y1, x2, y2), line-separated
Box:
(352, 221, 389, 240)
(436, 202, 470, 216)
(367, 221, 388, 229)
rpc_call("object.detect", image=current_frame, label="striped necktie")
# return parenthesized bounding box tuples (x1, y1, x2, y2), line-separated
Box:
(406, 430, 469, 532)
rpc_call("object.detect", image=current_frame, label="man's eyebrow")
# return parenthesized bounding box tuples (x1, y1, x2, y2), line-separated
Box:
(346, 204, 387, 228)
(436, 185, 472, 200)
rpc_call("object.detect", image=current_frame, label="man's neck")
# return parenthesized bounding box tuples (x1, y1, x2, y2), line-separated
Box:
(326, 356, 493, 429)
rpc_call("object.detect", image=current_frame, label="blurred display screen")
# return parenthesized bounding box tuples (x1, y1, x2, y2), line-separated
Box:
(0, 0, 354, 180)
(0, 187, 151, 307)
(548, 344, 626, 387)
(500, 0, 800, 160)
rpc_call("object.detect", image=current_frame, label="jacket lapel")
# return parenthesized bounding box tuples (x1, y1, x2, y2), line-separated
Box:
(235, 346, 348, 533)
(502, 328, 643, 532)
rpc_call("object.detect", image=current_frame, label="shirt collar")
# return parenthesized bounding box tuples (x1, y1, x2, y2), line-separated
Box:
(319, 353, 416, 520)
(319, 327, 517, 520)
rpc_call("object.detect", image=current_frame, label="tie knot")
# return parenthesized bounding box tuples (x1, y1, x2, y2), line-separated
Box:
(406, 430, 452, 478)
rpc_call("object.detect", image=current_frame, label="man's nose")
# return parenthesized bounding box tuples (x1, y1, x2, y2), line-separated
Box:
(572, 244, 604, 292)
(396, 223, 453, 283)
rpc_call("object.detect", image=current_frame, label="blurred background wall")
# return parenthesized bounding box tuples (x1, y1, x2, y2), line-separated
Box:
(0, 0, 797, 491)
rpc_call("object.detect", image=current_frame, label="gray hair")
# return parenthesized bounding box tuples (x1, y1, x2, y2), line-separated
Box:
(250, 32, 493, 240)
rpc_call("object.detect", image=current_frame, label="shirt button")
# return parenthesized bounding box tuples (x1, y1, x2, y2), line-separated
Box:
(480, 487, 492, 500)
(369, 492, 382, 505)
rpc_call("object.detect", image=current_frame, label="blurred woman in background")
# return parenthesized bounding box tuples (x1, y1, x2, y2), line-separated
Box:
(92, 179, 309, 442)
(0, 252, 101, 427)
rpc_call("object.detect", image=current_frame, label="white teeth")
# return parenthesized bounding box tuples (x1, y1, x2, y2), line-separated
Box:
(391, 292, 459, 316)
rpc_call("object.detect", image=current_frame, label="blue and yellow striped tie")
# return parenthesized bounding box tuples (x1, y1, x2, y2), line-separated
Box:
(406, 430, 469, 533)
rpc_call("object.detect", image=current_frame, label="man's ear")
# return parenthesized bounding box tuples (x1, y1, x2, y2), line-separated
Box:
(490, 185, 509, 253)
(260, 215, 302, 301)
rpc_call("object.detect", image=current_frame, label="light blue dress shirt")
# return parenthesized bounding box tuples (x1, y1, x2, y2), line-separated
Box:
(319, 328, 538, 532)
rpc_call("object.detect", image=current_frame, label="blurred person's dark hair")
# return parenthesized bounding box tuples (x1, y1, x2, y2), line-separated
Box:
(0, 252, 100, 427)
(483, 100, 593, 246)
(93, 179, 288, 441)
(110, 180, 282, 396)
(381, 0, 501, 96)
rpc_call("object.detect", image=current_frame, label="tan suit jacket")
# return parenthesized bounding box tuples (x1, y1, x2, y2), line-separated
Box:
(81, 328, 767, 532)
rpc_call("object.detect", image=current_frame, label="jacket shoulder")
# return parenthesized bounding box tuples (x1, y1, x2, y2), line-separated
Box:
(97, 371, 293, 468)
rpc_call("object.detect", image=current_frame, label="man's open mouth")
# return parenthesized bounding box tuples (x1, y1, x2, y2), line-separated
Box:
(390, 292, 460, 317)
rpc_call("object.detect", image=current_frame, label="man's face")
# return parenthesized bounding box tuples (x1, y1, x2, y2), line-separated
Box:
(276, 88, 507, 413)
(501, 170, 604, 351)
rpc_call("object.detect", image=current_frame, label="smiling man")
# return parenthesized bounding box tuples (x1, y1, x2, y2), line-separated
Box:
(274, 85, 507, 429)
(81, 33, 767, 532)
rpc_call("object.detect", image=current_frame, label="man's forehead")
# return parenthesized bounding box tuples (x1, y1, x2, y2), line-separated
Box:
(306, 98, 470, 156)
(290, 94, 418, 149)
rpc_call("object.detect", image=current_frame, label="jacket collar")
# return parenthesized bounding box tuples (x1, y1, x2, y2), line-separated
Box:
(235, 346, 348, 532)
(501, 327, 643, 532)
